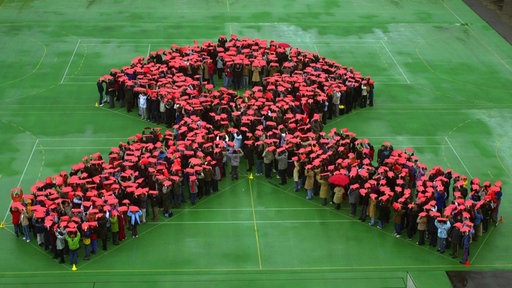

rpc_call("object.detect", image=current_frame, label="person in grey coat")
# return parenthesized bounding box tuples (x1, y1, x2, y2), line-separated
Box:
(275, 148, 288, 185)
(348, 184, 360, 216)
(228, 148, 244, 180)
(55, 227, 67, 264)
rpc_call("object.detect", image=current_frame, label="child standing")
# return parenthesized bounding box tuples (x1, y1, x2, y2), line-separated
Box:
(127, 207, 142, 238)
(435, 217, 451, 253)
(64, 230, 80, 266)
(9, 206, 22, 238)
(21, 207, 33, 242)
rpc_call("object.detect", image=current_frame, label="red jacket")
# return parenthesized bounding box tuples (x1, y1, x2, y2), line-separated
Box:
(10, 208, 21, 225)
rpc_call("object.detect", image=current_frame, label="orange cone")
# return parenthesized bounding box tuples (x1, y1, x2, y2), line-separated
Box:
(499, 216, 503, 222)
(465, 260, 470, 267)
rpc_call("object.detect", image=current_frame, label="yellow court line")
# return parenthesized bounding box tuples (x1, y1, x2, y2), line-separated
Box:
(248, 175, 263, 269)
(0, 40, 47, 87)
(79, 180, 244, 269)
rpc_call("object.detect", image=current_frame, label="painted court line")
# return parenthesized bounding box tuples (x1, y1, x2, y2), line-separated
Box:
(1, 139, 39, 224)
(173, 207, 333, 211)
(146, 43, 151, 56)
(445, 137, 473, 178)
(145, 219, 359, 224)
(248, 178, 263, 269)
(35, 146, 113, 150)
(380, 40, 410, 84)
(60, 39, 81, 84)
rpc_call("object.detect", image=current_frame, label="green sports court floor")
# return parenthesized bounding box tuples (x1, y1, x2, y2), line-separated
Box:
(0, 0, 511, 287)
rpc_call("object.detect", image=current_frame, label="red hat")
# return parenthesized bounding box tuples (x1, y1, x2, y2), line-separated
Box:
(129, 206, 140, 213)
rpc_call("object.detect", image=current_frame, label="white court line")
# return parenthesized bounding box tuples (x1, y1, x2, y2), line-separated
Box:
(80, 43, 150, 46)
(61, 82, 92, 85)
(144, 219, 359, 224)
(38, 137, 127, 141)
(146, 43, 151, 56)
(173, 207, 335, 211)
(440, 0, 465, 24)
(65, 75, 100, 77)
(60, 39, 81, 84)
(445, 137, 473, 178)
(35, 146, 113, 150)
(1, 139, 39, 224)
(380, 40, 410, 84)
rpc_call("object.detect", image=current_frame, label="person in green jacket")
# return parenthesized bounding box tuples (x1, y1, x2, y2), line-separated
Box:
(111, 211, 120, 245)
(65, 230, 81, 266)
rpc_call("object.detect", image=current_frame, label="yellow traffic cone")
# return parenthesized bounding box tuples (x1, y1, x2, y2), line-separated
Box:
(72, 264, 77, 271)
(249, 173, 254, 180)
(0, 222, 5, 228)
(95, 102, 99, 107)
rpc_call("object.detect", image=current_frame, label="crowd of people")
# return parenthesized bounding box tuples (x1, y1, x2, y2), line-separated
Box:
(9, 36, 502, 267)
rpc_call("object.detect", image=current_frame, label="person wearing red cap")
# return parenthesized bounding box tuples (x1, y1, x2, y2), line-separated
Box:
(368, 194, 377, 226)
(110, 211, 119, 245)
(242, 62, 250, 90)
(65, 230, 81, 266)
(292, 158, 302, 192)
(262, 146, 275, 179)
(416, 212, 428, 245)
(434, 217, 451, 253)
(207, 60, 215, 87)
(304, 167, 315, 200)
(377, 197, 391, 229)
(127, 207, 142, 238)
(81, 224, 92, 260)
(332, 186, 344, 210)
(348, 185, 361, 216)
(228, 148, 244, 180)
(460, 227, 472, 264)
(33, 216, 46, 247)
(55, 226, 67, 264)
(472, 208, 483, 241)
(232, 62, 243, 90)
(392, 204, 404, 238)
(275, 148, 288, 185)
(21, 206, 32, 242)
(97, 212, 108, 251)
(10, 205, 22, 238)
(449, 224, 463, 259)
(317, 172, 330, 206)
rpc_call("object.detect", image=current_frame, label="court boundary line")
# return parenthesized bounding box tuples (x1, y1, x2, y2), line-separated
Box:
(248, 177, 263, 269)
(380, 40, 410, 84)
(1, 139, 39, 224)
(141, 219, 360, 224)
(444, 136, 473, 178)
(60, 39, 81, 84)
(1, 263, 510, 275)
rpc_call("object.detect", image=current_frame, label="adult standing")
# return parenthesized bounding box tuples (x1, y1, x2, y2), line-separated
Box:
(97, 78, 105, 106)
(304, 167, 315, 200)
(275, 148, 288, 185)
(263, 146, 275, 179)
(333, 186, 345, 210)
